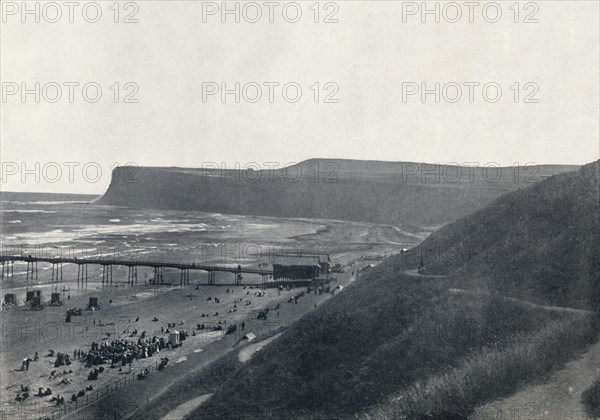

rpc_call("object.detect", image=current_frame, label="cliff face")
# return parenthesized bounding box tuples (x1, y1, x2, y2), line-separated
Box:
(97, 159, 578, 228)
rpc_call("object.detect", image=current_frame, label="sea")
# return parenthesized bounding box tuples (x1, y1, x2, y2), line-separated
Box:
(0, 192, 329, 281)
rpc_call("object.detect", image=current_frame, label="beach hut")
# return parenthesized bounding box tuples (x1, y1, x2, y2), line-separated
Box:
(30, 296, 43, 310)
(49, 293, 63, 306)
(169, 331, 180, 346)
(87, 297, 101, 310)
(4, 293, 17, 305)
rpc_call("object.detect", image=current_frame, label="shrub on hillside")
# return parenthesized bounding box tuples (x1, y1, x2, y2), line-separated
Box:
(363, 315, 597, 420)
(582, 377, 600, 419)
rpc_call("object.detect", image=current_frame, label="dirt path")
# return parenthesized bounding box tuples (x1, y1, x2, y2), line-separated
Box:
(471, 340, 600, 420)
(447, 288, 593, 315)
(403, 269, 448, 278)
(446, 287, 597, 420)
(159, 393, 213, 420)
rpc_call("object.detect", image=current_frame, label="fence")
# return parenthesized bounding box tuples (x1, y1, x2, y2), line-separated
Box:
(42, 356, 165, 420)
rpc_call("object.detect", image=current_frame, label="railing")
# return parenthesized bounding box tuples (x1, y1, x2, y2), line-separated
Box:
(0, 255, 273, 275)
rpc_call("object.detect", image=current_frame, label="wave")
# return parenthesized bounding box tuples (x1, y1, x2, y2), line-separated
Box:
(3, 209, 57, 214)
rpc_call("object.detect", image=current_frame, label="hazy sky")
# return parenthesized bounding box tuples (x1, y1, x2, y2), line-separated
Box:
(1, 1, 599, 194)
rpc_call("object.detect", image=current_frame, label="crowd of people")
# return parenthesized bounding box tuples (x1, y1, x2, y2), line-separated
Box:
(70, 385, 94, 402)
(53, 352, 72, 368)
(84, 335, 171, 368)
(10, 277, 336, 415)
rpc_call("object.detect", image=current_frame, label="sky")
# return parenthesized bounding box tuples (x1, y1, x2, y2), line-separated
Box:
(1, 0, 599, 194)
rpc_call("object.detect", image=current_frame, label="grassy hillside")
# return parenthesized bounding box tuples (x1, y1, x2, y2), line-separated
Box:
(186, 273, 595, 419)
(97, 160, 577, 228)
(181, 161, 599, 419)
(406, 160, 600, 309)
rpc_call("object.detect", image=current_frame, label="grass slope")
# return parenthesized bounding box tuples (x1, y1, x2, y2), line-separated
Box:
(189, 272, 595, 419)
(185, 161, 599, 419)
(406, 160, 600, 309)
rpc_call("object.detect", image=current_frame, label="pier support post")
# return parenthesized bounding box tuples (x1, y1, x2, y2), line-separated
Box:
(180, 269, 190, 286)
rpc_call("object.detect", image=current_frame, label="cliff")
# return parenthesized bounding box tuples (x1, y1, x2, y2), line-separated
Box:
(98, 159, 578, 228)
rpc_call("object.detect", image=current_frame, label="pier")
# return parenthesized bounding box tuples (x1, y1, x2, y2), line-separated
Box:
(0, 255, 272, 286)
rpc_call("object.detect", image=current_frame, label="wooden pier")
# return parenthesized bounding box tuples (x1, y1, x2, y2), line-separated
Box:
(0, 255, 272, 286)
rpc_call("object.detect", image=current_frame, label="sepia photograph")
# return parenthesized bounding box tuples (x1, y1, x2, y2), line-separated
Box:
(1, 1, 599, 419)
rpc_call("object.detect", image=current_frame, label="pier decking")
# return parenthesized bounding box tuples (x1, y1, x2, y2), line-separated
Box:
(0, 255, 273, 286)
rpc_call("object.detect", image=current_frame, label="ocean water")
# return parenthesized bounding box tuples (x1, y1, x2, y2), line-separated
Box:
(0, 193, 326, 268)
